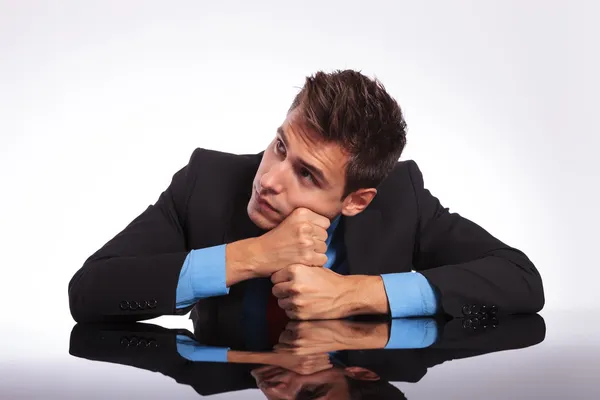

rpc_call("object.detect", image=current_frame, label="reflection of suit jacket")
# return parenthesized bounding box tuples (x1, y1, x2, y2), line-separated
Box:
(69, 314, 545, 397)
(68, 148, 544, 323)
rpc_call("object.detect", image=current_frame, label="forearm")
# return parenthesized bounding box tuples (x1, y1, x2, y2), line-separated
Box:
(225, 238, 262, 287)
(69, 252, 188, 323)
(338, 275, 390, 317)
(408, 159, 544, 317)
(420, 252, 544, 317)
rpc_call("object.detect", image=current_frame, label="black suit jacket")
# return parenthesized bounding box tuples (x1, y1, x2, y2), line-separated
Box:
(68, 314, 546, 397)
(68, 148, 544, 322)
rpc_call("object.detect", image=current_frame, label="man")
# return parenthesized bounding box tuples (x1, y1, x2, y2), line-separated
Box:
(249, 359, 407, 400)
(68, 69, 544, 323)
(68, 315, 546, 398)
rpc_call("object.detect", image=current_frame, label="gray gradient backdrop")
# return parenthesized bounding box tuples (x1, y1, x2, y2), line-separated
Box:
(1, 0, 598, 397)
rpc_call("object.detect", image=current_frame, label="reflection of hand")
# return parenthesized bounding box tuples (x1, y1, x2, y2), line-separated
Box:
(259, 352, 333, 376)
(227, 350, 332, 376)
(273, 320, 390, 355)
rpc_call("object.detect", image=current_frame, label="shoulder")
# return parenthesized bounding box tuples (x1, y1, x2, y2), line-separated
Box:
(184, 147, 262, 195)
(377, 159, 424, 192)
(367, 159, 426, 213)
(186, 147, 262, 179)
(188, 147, 262, 170)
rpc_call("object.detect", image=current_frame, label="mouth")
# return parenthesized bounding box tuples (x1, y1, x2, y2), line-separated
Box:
(255, 187, 279, 214)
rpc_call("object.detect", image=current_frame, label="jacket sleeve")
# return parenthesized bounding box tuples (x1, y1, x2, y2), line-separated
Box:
(408, 160, 545, 317)
(68, 149, 203, 323)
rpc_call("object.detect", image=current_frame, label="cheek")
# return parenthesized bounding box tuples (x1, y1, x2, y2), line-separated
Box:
(288, 191, 338, 215)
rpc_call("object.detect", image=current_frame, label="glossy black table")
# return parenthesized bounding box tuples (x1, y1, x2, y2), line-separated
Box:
(3, 310, 598, 399)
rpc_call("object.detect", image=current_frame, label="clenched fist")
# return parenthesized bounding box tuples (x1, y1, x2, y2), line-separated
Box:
(271, 264, 350, 320)
(225, 207, 331, 286)
(252, 207, 331, 277)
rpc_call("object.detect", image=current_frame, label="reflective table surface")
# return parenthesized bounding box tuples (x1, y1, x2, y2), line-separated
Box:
(3, 309, 598, 399)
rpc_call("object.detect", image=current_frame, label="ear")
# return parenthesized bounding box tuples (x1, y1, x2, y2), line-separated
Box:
(340, 188, 377, 217)
(343, 366, 380, 381)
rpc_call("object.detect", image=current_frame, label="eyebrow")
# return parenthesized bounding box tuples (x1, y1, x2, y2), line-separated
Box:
(277, 126, 330, 187)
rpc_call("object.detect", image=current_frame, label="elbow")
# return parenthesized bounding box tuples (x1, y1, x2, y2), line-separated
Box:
(68, 263, 107, 323)
(68, 269, 93, 323)
(518, 257, 545, 314)
(501, 251, 545, 314)
(528, 270, 545, 313)
(68, 261, 159, 324)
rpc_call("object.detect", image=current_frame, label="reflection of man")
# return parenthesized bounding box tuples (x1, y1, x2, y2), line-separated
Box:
(249, 320, 411, 400)
(251, 361, 405, 400)
(68, 69, 544, 324)
(69, 315, 545, 398)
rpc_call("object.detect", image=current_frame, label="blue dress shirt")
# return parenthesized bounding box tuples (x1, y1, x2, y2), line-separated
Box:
(176, 215, 439, 318)
(176, 317, 439, 361)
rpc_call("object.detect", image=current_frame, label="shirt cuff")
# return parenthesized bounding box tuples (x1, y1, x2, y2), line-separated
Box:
(176, 335, 230, 362)
(381, 272, 439, 318)
(175, 245, 230, 309)
(384, 318, 439, 349)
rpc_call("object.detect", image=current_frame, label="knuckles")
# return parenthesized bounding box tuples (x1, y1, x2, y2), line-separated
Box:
(298, 237, 313, 248)
(296, 222, 312, 237)
(293, 207, 310, 217)
(292, 297, 305, 307)
(290, 283, 303, 294)
(300, 250, 313, 264)
(288, 264, 302, 275)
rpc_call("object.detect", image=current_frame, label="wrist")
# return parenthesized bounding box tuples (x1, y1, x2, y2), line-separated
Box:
(338, 275, 390, 317)
(227, 350, 269, 364)
(225, 238, 261, 286)
(336, 322, 390, 350)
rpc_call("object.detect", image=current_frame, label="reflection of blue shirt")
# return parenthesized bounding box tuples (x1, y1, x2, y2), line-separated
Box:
(176, 318, 439, 362)
(175, 215, 439, 317)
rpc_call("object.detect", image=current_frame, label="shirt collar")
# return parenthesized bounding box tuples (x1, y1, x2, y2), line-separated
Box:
(325, 214, 342, 247)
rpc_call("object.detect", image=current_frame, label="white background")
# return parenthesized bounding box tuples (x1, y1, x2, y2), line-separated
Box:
(0, 0, 598, 366)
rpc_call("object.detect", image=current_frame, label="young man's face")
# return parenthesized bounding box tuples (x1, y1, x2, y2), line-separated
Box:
(252, 364, 350, 399)
(252, 364, 381, 399)
(247, 109, 352, 230)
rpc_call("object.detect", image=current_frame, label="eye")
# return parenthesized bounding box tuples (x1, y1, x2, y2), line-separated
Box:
(274, 139, 286, 155)
(300, 168, 316, 184)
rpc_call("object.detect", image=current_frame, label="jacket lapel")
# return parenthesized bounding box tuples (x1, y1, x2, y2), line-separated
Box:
(223, 187, 267, 245)
(223, 153, 268, 245)
(343, 208, 383, 275)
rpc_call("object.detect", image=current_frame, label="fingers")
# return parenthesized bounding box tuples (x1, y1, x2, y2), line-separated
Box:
(284, 321, 302, 331)
(278, 329, 296, 344)
(293, 207, 331, 230)
(299, 354, 330, 363)
(304, 209, 331, 231)
(311, 226, 328, 243)
(271, 268, 292, 284)
(272, 281, 294, 298)
(271, 264, 305, 284)
(312, 236, 327, 253)
(278, 296, 295, 310)
(311, 253, 328, 267)
(306, 362, 333, 374)
(309, 213, 331, 230)
(294, 358, 333, 375)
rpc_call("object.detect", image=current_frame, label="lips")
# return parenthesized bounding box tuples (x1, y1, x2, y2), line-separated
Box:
(255, 188, 278, 213)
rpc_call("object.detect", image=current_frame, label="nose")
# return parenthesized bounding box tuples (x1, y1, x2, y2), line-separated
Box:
(259, 163, 285, 194)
